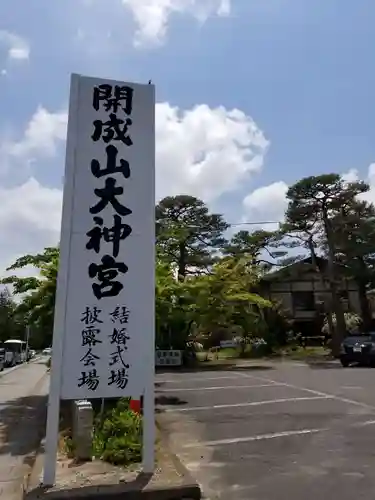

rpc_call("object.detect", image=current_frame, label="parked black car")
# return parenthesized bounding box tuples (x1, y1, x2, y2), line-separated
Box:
(340, 332, 375, 367)
(0, 349, 5, 371)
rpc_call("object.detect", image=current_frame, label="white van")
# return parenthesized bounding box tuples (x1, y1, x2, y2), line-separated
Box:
(0, 344, 15, 367)
(4, 340, 27, 364)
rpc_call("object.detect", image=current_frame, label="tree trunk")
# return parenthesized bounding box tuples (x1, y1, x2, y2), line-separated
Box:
(322, 209, 346, 356)
(308, 236, 334, 338)
(178, 242, 187, 281)
(357, 277, 372, 332)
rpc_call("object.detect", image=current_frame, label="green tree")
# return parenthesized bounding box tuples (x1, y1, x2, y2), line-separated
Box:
(0, 288, 24, 342)
(192, 256, 271, 354)
(155, 260, 175, 347)
(1, 247, 59, 349)
(262, 300, 293, 348)
(223, 229, 287, 270)
(330, 200, 375, 331)
(155, 260, 191, 349)
(285, 174, 369, 355)
(156, 195, 229, 279)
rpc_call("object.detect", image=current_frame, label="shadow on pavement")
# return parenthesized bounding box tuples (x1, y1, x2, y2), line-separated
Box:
(155, 395, 188, 406)
(306, 361, 343, 370)
(155, 394, 188, 414)
(228, 365, 275, 371)
(0, 393, 47, 458)
(307, 362, 373, 370)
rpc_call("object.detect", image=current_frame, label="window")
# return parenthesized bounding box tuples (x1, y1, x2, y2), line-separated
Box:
(292, 291, 315, 311)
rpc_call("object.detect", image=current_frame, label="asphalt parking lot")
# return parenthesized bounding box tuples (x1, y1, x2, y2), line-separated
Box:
(156, 361, 375, 500)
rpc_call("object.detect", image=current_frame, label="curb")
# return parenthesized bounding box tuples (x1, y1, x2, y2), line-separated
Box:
(26, 459, 201, 499)
(20, 370, 50, 499)
(155, 417, 201, 500)
(25, 483, 200, 500)
(25, 414, 201, 500)
(155, 416, 202, 500)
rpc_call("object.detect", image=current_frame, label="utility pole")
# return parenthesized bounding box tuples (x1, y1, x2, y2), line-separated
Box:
(25, 326, 30, 361)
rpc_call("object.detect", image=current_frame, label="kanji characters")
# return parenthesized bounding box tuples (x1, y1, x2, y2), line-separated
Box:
(78, 369, 100, 391)
(86, 215, 132, 257)
(91, 145, 130, 179)
(88, 255, 128, 299)
(93, 84, 133, 114)
(108, 367, 129, 389)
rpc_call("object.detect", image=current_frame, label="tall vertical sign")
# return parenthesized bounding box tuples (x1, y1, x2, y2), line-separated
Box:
(44, 74, 155, 485)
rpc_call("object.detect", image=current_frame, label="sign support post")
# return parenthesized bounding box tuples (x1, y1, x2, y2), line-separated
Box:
(43, 74, 80, 487)
(143, 383, 155, 472)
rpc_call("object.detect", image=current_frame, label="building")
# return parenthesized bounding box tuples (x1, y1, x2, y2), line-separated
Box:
(259, 256, 362, 335)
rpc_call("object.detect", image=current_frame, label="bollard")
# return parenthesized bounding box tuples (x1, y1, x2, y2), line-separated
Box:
(72, 400, 93, 461)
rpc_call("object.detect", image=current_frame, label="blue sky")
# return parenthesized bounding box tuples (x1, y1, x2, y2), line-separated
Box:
(0, 0, 375, 269)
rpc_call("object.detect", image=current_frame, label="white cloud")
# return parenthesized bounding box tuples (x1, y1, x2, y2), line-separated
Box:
(0, 99, 267, 272)
(341, 168, 359, 183)
(156, 103, 268, 201)
(6, 107, 68, 159)
(0, 106, 68, 177)
(0, 178, 62, 272)
(0, 178, 62, 233)
(338, 166, 375, 205)
(358, 163, 375, 205)
(0, 30, 30, 61)
(2, 101, 267, 196)
(242, 181, 288, 230)
(122, 0, 231, 46)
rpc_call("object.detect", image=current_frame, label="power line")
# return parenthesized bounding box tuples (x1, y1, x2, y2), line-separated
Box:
(158, 219, 282, 229)
(228, 221, 282, 227)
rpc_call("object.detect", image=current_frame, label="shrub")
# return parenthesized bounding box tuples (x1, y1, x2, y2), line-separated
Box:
(250, 338, 271, 357)
(263, 301, 293, 348)
(93, 398, 142, 466)
(322, 312, 362, 335)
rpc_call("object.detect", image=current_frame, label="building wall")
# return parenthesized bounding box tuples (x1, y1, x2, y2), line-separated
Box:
(262, 270, 361, 321)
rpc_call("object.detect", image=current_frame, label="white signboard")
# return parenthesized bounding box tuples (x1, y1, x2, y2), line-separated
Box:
(57, 74, 155, 400)
(155, 350, 182, 366)
(44, 73, 155, 485)
(220, 340, 238, 348)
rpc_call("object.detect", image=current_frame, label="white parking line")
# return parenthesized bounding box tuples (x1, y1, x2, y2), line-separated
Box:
(183, 428, 326, 448)
(158, 383, 279, 392)
(157, 375, 245, 384)
(182, 417, 375, 452)
(239, 372, 375, 411)
(357, 419, 375, 427)
(163, 395, 331, 412)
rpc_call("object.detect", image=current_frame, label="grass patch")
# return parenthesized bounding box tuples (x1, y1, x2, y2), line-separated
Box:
(198, 344, 273, 362)
(196, 344, 333, 365)
(92, 398, 142, 467)
(58, 398, 142, 467)
(217, 347, 242, 359)
(281, 346, 331, 360)
(58, 400, 75, 458)
(197, 347, 241, 361)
